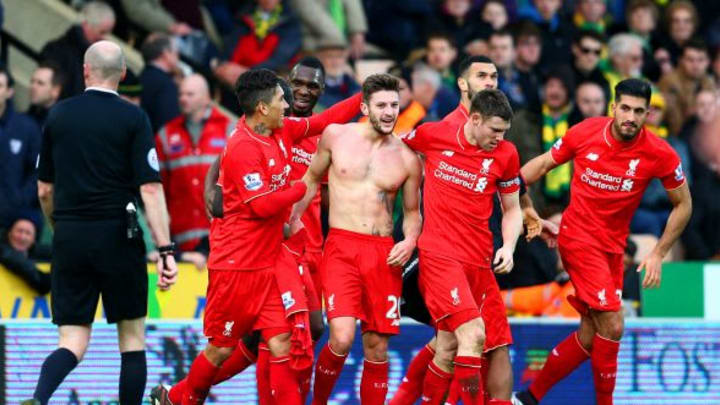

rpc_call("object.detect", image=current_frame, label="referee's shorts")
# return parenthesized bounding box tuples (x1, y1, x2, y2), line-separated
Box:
(50, 219, 148, 325)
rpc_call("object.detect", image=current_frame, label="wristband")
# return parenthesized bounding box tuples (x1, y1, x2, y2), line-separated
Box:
(158, 243, 176, 255)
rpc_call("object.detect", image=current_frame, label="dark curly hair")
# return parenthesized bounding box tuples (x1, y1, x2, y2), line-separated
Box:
(234, 68, 280, 114)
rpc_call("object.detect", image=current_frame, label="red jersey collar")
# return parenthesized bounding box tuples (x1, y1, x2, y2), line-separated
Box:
(456, 123, 486, 153)
(236, 116, 272, 146)
(457, 103, 469, 119)
(602, 117, 645, 150)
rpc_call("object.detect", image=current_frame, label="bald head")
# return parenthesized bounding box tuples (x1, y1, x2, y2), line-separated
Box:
(84, 41, 125, 87)
(180, 74, 211, 118)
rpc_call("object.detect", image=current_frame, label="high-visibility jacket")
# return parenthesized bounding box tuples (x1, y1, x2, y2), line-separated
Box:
(156, 107, 233, 250)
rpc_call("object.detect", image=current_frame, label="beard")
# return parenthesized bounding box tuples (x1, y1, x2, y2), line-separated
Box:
(369, 114, 395, 135)
(613, 120, 641, 141)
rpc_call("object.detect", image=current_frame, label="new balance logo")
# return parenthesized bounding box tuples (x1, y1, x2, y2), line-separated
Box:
(586, 153, 599, 161)
(552, 348, 559, 357)
(442, 150, 455, 157)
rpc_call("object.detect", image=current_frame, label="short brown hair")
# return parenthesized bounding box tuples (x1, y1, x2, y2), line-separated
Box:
(665, 0, 698, 32)
(470, 89, 513, 121)
(362, 73, 399, 103)
(626, 0, 659, 22)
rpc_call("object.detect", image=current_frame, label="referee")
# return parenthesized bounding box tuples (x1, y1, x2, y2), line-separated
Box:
(26, 41, 178, 405)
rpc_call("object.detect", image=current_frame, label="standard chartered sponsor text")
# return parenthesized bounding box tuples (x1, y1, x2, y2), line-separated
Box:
(435, 160, 478, 190)
(581, 167, 631, 192)
(292, 147, 313, 166)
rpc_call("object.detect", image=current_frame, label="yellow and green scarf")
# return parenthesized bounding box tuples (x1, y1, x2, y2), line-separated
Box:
(252, 4, 283, 40)
(542, 104, 572, 199)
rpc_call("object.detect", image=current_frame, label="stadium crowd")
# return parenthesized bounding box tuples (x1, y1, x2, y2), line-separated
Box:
(2, 0, 720, 316)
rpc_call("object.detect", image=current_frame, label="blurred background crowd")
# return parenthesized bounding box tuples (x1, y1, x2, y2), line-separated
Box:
(2, 0, 720, 318)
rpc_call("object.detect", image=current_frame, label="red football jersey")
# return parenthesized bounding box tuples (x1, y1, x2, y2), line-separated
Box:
(402, 120, 521, 267)
(551, 117, 686, 253)
(289, 135, 323, 252)
(209, 93, 362, 270)
(443, 103, 469, 126)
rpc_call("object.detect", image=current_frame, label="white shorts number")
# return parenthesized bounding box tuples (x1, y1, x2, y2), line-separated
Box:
(386, 295, 401, 319)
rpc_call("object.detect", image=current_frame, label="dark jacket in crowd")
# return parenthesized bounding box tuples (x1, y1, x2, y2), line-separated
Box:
(0, 103, 41, 228)
(364, 0, 433, 60)
(40, 25, 90, 99)
(140, 65, 180, 133)
(0, 233, 51, 295)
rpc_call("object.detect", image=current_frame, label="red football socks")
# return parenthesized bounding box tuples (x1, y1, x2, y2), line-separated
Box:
(169, 340, 256, 403)
(182, 352, 219, 405)
(360, 359, 389, 405)
(215, 340, 257, 384)
(529, 331, 590, 400)
(256, 345, 272, 405)
(454, 356, 485, 405)
(270, 355, 302, 405)
(390, 344, 435, 405)
(591, 334, 620, 405)
(311, 343, 348, 405)
(420, 360, 453, 405)
(445, 377, 460, 404)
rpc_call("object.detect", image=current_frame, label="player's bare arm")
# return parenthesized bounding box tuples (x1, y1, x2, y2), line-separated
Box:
(290, 124, 336, 223)
(387, 147, 423, 267)
(204, 156, 222, 219)
(520, 150, 559, 186)
(637, 182, 692, 288)
(494, 191, 522, 274)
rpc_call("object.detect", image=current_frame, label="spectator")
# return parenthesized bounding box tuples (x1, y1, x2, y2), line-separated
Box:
(568, 81, 607, 126)
(363, 0, 432, 60)
(27, 62, 64, 127)
(713, 46, 720, 83)
(506, 67, 574, 216)
(0, 67, 42, 230)
(656, 0, 700, 64)
(429, 0, 492, 55)
(481, 0, 510, 30)
(213, 0, 301, 88)
(120, 0, 194, 36)
(613, 0, 664, 81)
(659, 38, 716, 135)
(290, 0, 368, 59)
(156, 74, 232, 251)
(425, 32, 459, 96)
(40, 1, 115, 99)
(604, 33, 644, 101)
(139, 33, 181, 133)
(682, 89, 720, 259)
(570, 29, 611, 101)
(0, 217, 50, 295)
(573, 0, 611, 34)
(514, 21, 543, 112)
(118, 69, 142, 106)
(631, 91, 693, 237)
(490, 29, 527, 111)
(409, 63, 456, 121)
(517, 0, 573, 68)
(316, 39, 360, 109)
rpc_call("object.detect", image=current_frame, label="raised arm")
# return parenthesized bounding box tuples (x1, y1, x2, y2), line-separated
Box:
(387, 151, 423, 267)
(520, 150, 559, 186)
(286, 93, 362, 142)
(637, 182, 692, 288)
(290, 126, 334, 223)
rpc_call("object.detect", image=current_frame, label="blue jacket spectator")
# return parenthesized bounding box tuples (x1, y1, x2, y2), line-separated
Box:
(0, 68, 42, 229)
(139, 33, 181, 133)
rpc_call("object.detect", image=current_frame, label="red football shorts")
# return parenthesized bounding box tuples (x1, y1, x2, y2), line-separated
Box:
(282, 242, 322, 312)
(204, 266, 290, 348)
(321, 228, 402, 335)
(419, 250, 513, 350)
(303, 250, 324, 308)
(558, 234, 625, 313)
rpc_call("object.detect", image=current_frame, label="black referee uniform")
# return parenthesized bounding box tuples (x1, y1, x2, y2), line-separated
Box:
(37, 87, 160, 326)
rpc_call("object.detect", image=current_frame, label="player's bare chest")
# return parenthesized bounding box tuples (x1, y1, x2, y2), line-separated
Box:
(331, 145, 406, 190)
